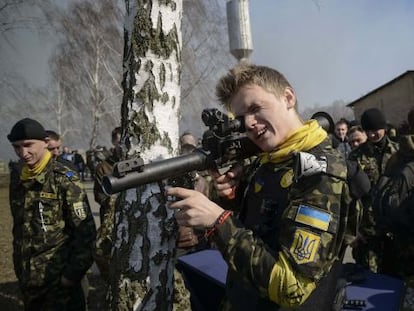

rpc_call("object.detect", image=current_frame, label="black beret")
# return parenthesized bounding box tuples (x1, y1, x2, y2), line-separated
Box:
(360, 108, 387, 131)
(7, 118, 48, 143)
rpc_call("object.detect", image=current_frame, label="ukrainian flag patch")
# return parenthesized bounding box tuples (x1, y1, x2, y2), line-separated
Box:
(290, 228, 320, 264)
(295, 204, 331, 231)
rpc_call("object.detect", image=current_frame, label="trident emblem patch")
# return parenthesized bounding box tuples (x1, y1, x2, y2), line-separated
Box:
(290, 228, 320, 264)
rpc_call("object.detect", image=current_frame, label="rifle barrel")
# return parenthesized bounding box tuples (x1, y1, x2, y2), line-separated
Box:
(102, 150, 212, 195)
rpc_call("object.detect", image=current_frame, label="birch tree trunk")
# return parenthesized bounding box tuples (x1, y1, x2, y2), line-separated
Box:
(108, 1, 182, 310)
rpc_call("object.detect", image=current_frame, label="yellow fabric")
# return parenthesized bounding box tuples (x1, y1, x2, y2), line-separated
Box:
(20, 150, 52, 181)
(259, 120, 327, 164)
(268, 252, 316, 308)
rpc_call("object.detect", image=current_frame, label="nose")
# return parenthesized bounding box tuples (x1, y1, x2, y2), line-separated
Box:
(21, 147, 30, 157)
(15, 147, 27, 159)
(244, 114, 256, 130)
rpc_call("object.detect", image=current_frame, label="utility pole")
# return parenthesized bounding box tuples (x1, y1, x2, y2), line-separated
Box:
(226, 0, 253, 63)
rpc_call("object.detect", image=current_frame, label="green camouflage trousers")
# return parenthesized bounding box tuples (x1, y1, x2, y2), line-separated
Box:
(173, 268, 192, 310)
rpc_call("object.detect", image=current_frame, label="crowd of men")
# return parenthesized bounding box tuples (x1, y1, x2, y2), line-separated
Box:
(6, 63, 414, 311)
(331, 107, 414, 310)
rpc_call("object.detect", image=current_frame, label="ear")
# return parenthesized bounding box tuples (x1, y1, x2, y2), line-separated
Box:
(284, 87, 296, 109)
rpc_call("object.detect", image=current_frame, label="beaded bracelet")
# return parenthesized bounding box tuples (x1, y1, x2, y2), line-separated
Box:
(205, 210, 232, 239)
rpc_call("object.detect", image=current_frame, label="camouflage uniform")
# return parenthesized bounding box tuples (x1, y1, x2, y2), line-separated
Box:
(348, 136, 398, 272)
(93, 154, 117, 282)
(9, 158, 96, 311)
(373, 134, 414, 310)
(211, 139, 352, 310)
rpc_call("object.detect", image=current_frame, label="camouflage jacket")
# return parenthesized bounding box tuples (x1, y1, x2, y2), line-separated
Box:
(93, 157, 116, 211)
(372, 135, 414, 279)
(9, 159, 96, 290)
(348, 136, 398, 237)
(348, 136, 399, 186)
(212, 139, 352, 310)
(92, 157, 117, 281)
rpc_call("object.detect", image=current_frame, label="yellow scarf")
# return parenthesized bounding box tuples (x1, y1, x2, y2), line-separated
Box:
(20, 150, 52, 181)
(259, 120, 327, 164)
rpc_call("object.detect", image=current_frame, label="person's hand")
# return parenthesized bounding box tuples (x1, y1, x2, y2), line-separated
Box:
(210, 164, 243, 198)
(61, 275, 75, 288)
(194, 174, 209, 196)
(177, 226, 199, 248)
(166, 187, 224, 228)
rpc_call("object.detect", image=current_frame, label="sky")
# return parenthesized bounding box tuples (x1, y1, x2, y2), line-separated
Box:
(4, 0, 414, 110)
(248, 0, 414, 108)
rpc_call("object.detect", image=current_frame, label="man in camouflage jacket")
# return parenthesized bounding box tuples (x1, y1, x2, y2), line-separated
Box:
(167, 64, 354, 310)
(348, 108, 398, 273)
(93, 127, 121, 282)
(373, 133, 414, 310)
(7, 118, 96, 311)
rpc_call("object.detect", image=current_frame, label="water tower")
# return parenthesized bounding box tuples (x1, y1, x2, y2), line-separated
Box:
(226, 0, 253, 63)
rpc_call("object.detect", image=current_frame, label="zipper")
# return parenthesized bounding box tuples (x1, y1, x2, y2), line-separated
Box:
(38, 202, 48, 232)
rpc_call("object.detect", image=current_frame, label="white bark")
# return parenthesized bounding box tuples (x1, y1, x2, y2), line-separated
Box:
(109, 1, 182, 310)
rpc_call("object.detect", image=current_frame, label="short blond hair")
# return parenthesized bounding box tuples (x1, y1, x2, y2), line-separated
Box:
(216, 64, 293, 109)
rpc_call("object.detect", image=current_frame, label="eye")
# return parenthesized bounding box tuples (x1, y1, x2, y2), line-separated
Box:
(248, 104, 260, 114)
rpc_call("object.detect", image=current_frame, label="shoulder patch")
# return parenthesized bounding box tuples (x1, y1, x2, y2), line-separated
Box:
(280, 169, 294, 188)
(295, 204, 331, 231)
(290, 228, 320, 264)
(294, 152, 327, 180)
(73, 202, 87, 220)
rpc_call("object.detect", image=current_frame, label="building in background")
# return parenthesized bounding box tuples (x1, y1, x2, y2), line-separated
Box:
(348, 71, 414, 128)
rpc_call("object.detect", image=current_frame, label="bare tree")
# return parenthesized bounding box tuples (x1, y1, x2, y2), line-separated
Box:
(42, 0, 124, 149)
(1, 0, 232, 156)
(0, 0, 44, 35)
(0, 73, 54, 160)
(180, 0, 235, 137)
(107, 1, 182, 310)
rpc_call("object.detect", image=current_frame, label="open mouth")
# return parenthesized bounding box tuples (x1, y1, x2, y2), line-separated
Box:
(257, 127, 267, 139)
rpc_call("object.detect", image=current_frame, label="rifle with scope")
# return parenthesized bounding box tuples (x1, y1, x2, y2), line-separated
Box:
(102, 108, 261, 195)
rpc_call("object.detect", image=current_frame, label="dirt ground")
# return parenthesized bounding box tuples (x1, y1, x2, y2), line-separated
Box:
(0, 176, 106, 310)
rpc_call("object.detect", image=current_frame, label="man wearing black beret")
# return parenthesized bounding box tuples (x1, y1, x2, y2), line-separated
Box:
(348, 108, 399, 274)
(7, 118, 96, 311)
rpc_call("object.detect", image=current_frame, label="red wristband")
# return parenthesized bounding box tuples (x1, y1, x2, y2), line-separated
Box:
(205, 210, 232, 239)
